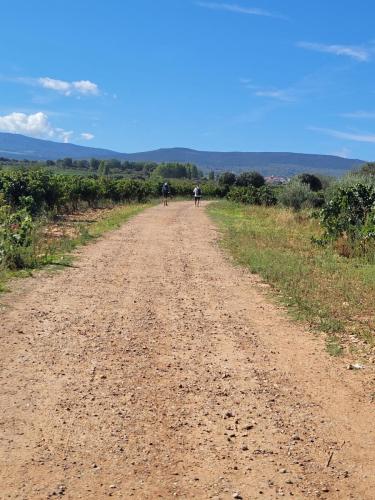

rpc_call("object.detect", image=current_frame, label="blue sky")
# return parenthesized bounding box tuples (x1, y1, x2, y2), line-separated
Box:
(0, 0, 374, 160)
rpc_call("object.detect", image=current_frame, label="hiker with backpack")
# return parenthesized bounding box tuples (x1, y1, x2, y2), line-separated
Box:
(162, 182, 170, 206)
(193, 185, 202, 207)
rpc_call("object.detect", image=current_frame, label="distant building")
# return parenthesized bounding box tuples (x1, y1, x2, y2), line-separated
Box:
(264, 175, 289, 185)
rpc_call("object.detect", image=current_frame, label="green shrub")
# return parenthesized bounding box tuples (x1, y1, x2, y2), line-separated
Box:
(320, 183, 375, 242)
(227, 186, 277, 206)
(0, 205, 35, 269)
(218, 172, 236, 187)
(296, 173, 323, 192)
(235, 171, 265, 188)
(279, 180, 320, 211)
(258, 186, 278, 206)
(0, 169, 62, 214)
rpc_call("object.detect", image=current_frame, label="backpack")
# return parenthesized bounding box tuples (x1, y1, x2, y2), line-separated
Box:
(196, 187, 201, 196)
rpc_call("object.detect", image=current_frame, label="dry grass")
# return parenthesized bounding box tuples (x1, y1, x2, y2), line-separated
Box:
(208, 201, 375, 355)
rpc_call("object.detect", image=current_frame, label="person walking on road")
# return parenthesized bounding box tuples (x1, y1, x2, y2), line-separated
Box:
(193, 184, 202, 207)
(162, 182, 170, 206)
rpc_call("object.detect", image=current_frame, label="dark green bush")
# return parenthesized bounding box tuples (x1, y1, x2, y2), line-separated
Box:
(320, 183, 375, 241)
(235, 171, 265, 188)
(0, 169, 62, 214)
(296, 173, 323, 192)
(218, 172, 236, 187)
(227, 186, 277, 206)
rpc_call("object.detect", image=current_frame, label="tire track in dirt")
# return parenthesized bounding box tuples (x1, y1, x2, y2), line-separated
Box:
(0, 201, 374, 499)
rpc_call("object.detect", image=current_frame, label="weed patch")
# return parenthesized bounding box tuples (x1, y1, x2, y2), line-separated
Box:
(208, 201, 375, 351)
(0, 203, 151, 290)
(326, 336, 344, 357)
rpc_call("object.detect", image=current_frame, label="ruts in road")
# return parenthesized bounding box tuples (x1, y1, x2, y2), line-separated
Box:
(1, 201, 375, 499)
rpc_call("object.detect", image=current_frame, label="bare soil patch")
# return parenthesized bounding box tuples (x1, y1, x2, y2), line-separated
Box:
(41, 207, 115, 241)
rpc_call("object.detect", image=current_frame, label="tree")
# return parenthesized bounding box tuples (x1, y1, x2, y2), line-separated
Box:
(208, 171, 215, 181)
(296, 173, 322, 192)
(235, 171, 265, 188)
(98, 160, 110, 177)
(76, 159, 89, 170)
(106, 158, 122, 171)
(153, 163, 191, 179)
(89, 158, 100, 171)
(219, 172, 236, 186)
(62, 157, 73, 169)
(186, 164, 199, 179)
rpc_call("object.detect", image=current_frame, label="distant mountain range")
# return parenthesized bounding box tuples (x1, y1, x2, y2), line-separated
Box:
(0, 132, 366, 177)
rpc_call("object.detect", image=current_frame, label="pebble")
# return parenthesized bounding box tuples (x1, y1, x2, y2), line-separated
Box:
(347, 363, 365, 370)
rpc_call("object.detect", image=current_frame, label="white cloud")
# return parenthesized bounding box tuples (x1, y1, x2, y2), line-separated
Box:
(81, 132, 95, 140)
(240, 78, 295, 102)
(310, 126, 375, 143)
(196, 2, 287, 19)
(297, 42, 370, 62)
(72, 80, 99, 95)
(39, 77, 72, 94)
(333, 147, 351, 158)
(254, 89, 294, 101)
(340, 111, 375, 119)
(0, 111, 73, 142)
(38, 77, 99, 96)
(57, 129, 74, 143)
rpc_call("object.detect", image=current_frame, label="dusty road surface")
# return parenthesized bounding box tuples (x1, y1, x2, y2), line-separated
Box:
(1, 201, 375, 499)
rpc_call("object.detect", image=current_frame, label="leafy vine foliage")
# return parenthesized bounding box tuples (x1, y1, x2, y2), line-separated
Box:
(319, 183, 375, 253)
(0, 169, 228, 270)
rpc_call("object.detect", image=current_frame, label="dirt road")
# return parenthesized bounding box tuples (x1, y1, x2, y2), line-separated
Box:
(1, 201, 374, 499)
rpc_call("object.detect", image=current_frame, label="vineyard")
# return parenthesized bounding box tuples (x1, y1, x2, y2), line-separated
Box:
(0, 168, 228, 273)
(1, 162, 375, 281)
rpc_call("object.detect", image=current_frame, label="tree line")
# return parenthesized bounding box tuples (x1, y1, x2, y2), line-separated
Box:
(0, 157, 204, 180)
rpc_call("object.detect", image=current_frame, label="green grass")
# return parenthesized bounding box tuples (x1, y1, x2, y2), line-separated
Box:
(208, 201, 375, 349)
(0, 203, 151, 290)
